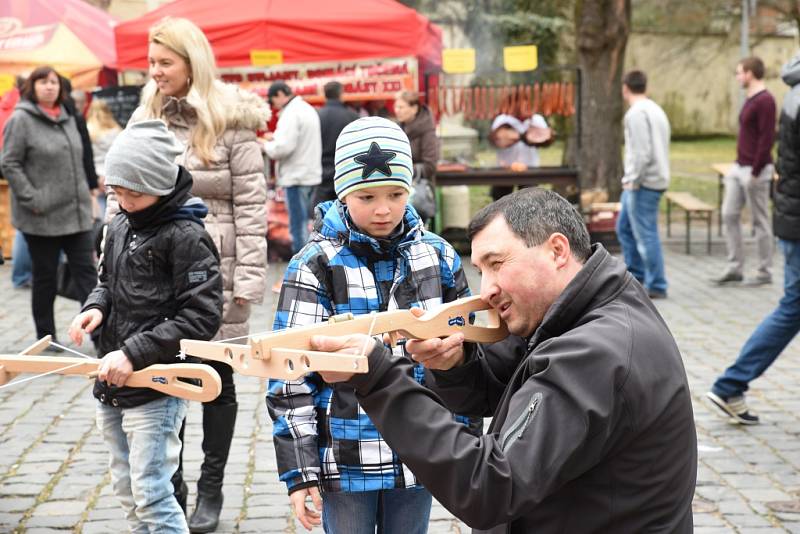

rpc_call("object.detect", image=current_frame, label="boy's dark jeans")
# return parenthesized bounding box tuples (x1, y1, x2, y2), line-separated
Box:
(24, 230, 97, 339)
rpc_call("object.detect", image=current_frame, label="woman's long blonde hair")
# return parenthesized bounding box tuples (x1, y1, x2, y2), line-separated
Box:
(138, 17, 226, 164)
(86, 99, 121, 142)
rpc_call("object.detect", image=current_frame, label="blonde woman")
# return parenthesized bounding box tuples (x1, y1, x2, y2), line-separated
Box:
(109, 16, 270, 533)
(86, 99, 121, 218)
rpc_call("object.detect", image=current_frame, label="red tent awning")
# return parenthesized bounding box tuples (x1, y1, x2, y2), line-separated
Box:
(0, 0, 117, 86)
(114, 0, 441, 70)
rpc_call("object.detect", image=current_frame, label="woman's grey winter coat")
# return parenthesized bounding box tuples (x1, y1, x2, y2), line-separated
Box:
(2, 99, 93, 236)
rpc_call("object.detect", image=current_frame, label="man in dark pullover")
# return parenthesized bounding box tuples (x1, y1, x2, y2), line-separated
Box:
(308, 188, 697, 533)
(713, 56, 776, 287)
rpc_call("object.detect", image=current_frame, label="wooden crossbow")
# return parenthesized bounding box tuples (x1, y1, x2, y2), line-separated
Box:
(180, 295, 509, 380)
(0, 297, 507, 401)
(0, 336, 223, 402)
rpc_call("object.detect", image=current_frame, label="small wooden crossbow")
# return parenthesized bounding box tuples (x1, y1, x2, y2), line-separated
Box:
(0, 336, 222, 402)
(180, 295, 508, 381)
(0, 297, 507, 400)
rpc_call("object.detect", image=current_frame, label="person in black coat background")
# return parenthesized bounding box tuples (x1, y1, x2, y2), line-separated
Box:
(311, 81, 359, 210)
(707, 53, 800, 425)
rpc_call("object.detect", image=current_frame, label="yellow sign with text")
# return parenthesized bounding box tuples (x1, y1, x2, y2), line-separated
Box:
(250, 50, 283, 67)
(0, 74, 15, 95)
(503, 45, 538, 72)
(442, 48, 476, 74)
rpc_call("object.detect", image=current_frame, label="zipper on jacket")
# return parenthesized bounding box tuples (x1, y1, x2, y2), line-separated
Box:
(500, 392, 542, 452)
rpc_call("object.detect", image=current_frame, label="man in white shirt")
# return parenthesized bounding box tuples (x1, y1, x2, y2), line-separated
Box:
(263, 82, 322, 253)
(616, 70, 671, 299)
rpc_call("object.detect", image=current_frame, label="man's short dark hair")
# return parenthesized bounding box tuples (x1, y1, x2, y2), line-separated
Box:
(21, 66, 65, 106)
(324, 81, 343, 101)
(739, 56, 765, 80)
(623, 70, 647, 94)
(468, 188, 592, 263)
(267, 81, 292, 99)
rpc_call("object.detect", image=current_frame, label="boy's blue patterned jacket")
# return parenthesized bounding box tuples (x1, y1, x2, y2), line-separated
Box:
(267, 200, 474, 494)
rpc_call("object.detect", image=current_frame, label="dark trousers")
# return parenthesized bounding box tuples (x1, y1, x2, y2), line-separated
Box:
(205, 360, 237, 406)
(24, 231, 97, 338)
(172, 360, 237, 499)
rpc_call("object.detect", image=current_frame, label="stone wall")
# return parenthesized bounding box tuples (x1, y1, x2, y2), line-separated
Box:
(626, 32, 798, 135)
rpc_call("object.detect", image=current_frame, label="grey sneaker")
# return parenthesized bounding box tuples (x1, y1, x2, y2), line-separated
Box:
(741, 275, 772, 287)
(706, 391, 759, 425)
(710, 272, 743, 285)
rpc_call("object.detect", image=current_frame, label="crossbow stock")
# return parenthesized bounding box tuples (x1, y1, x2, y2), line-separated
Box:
(181, 295, 508, 381)
(0, 336, 222, 402)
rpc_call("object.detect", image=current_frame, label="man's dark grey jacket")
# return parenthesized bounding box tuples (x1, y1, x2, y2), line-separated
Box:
(347, 245, 697, 533)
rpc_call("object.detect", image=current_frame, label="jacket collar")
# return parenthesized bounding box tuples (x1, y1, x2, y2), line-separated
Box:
(161, 96, 196, 128)
(314, 200, 424, 258)
(530, 245, 632, 347)
(401, 105, 433, 138)
(16, 99, 69, 124)
(121, 167, 205, 230)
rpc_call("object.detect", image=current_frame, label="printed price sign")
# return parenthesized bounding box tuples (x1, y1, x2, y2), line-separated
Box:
(503, 45, 538, 72)
(0, 74, 14, 95)
(250, 50, 283, 66)
(442, 48, 476, 74)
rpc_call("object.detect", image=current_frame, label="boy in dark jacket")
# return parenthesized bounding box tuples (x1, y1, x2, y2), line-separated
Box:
(68, 120, 223, 534)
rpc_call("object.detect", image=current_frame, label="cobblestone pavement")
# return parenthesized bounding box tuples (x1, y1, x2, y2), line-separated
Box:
(4, 237, 800, 533)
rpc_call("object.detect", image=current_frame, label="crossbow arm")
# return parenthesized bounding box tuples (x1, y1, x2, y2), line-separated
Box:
(125, 364, 222, 402)
(0, 335, 53, 385)
(0, 349, 222, 402)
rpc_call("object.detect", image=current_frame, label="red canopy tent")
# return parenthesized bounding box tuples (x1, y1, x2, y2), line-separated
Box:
(0, 0, 117, 88)
(114, 0, 442, 71)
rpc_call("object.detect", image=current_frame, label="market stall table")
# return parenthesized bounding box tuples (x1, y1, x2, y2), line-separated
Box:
(432, 166, 580, 233)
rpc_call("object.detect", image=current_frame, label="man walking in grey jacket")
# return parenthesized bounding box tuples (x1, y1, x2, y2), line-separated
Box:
(616, 70, 671, 299)
(309, 189, 697, 533)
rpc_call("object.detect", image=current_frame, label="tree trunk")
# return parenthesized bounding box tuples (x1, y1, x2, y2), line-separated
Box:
(574, 0, 631, 200)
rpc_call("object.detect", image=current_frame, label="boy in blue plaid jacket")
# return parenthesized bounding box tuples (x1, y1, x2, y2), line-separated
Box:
(267, 117, 477, 533)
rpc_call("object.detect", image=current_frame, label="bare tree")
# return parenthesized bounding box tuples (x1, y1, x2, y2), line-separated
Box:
(759, 0, 800, 41)
(575, 0, 631, 197)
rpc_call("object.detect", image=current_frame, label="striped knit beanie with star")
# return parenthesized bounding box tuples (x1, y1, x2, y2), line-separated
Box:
(333, 116, 414, 200)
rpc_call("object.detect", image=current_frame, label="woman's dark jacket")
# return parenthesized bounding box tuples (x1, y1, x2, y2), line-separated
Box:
(400, 105, 438, 180)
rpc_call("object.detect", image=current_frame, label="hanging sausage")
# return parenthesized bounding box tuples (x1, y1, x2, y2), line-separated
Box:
(564, 81, 575, 116)
(428, 85, 438, 121)
(520, 84, 530, 118)
(543, 83, 553, 116)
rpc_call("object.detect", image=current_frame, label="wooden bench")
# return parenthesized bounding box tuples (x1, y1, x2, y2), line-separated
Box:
(665, 191, 714, 254)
